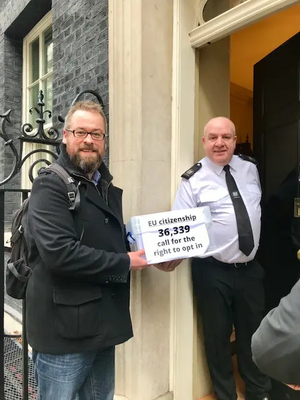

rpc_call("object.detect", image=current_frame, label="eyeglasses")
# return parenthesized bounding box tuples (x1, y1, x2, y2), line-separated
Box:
(66, 129, 106, 141)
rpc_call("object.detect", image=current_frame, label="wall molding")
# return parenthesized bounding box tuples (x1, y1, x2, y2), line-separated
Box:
(171, 0, 209, 398)
(195, 0, 248, 26)
(189, 0, 298, 48)
(109, 1, 174, 399)
(195, 0, 209, 25)
(109, 2, 143, 399)
(154, 393, 173, 400)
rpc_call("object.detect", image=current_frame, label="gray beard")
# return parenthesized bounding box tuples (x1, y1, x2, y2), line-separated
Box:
(70, 152, 102, 175)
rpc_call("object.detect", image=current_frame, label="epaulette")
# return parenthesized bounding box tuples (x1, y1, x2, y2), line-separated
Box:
(238, 153, 258, 166)
(181, 162, 202, 179)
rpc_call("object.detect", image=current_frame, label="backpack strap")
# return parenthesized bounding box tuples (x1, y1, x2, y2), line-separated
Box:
(45, 164, 80, 211)
(10, 219, 25, 245)
(10, 198, 30, 245)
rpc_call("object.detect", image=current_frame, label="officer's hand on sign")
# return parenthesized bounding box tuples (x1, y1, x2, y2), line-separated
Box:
(128, 249, 149, 270)
(155, 259, 184, 272)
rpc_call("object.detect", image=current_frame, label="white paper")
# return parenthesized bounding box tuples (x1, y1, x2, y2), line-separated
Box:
(127, 207, 212, 264)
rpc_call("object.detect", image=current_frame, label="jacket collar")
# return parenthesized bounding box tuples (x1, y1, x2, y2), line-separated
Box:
(56, 145, 123, 226)
(56, 144, 113, 184)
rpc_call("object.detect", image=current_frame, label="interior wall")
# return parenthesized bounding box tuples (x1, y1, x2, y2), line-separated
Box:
(230, 2, 300, 91)
(230, 82, 253, 146)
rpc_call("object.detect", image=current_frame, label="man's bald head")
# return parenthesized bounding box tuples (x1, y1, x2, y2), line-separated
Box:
(204, 117, 236, 137)
(202, 116, 237, 166)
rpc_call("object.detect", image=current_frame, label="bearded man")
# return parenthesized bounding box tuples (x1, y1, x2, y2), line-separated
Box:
(25, 101, 148, 400)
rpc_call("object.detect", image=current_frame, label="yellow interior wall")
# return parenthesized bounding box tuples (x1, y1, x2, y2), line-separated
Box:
(230, 83, 253, 145)
(230, 3, 300, 91)
(230, 2, 300, 149)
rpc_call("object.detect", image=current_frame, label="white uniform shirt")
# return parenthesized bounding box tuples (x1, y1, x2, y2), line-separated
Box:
(172, 155, 262, 263)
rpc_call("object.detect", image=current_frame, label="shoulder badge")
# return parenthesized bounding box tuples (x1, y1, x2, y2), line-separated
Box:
(238, 153, 258, 166)
(181, 162, 202, 179)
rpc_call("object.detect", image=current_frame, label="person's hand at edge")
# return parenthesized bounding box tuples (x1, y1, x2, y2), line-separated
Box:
(154, 259, 184, 272)
(128, 249, 149, 270)
(287, 384, 300, 391)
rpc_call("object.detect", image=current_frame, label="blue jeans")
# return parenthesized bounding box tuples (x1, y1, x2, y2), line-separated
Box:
(32, 347, 115, 400)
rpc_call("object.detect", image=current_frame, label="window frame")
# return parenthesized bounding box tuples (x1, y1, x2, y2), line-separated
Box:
(22, 11, 53, 125)
(22, 12, 53, 189)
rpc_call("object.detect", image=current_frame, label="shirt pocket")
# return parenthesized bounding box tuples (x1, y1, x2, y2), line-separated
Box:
(199, 186, 228, 211)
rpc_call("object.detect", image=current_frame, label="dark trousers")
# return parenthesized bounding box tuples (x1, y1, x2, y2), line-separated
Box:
(192, 257, 271, 400)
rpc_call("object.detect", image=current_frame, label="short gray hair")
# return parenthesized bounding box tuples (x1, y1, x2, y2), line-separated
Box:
(64, 101, 107, 133)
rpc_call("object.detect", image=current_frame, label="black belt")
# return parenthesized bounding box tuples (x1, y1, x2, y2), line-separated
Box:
(209, 257, 253, 269)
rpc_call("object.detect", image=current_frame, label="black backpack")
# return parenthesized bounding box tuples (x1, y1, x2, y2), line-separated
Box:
(6, 163, 80, 299)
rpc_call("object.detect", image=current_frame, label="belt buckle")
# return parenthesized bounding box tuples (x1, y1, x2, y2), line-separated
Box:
(233, 262, 248, 268)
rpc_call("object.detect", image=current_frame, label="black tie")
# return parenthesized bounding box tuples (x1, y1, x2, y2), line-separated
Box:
(223, 165, 255, 256)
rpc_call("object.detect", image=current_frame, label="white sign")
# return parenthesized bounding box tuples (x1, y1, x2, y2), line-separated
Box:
(127, 207, 212, 264)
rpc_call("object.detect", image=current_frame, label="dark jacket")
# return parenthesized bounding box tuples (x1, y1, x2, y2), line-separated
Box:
(251, 277, 300, 385)
(25, 145, 132, 354)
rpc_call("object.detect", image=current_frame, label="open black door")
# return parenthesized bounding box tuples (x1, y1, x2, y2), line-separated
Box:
(254, 32, 300, 400)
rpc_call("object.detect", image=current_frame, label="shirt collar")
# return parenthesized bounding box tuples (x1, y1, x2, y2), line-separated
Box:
(228, 155, 238, 172)
(92, 169, 101, 185)
(205, 155, 237, 176)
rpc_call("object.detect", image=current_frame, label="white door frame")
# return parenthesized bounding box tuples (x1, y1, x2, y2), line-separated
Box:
(189, 0, 299, 48)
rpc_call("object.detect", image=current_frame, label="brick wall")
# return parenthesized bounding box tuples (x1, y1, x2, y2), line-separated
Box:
(0, 0, 109, 228)
(1, 37, 23, 227)
(52, 0, 109, 164)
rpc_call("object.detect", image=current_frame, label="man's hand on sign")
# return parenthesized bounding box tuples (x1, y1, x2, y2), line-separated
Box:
(155, 259, 184, 272)
(128, 249, 149, 270)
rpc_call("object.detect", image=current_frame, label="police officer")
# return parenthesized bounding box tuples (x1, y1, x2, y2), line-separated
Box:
(172, 117, 271, 400)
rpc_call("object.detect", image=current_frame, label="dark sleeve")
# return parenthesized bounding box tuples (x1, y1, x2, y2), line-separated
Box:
(28, 173, 130, 284)
(251, 278, 300, 385)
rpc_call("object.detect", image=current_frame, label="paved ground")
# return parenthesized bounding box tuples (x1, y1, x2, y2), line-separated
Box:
(4, 336, 37, 399)
(3, 249, 37, 399)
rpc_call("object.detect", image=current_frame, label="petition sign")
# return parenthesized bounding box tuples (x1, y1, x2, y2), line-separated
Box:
(126, 207, 212, 264)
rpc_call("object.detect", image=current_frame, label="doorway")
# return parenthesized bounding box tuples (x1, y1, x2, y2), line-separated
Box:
(230, 5, 300, 400)
(192, 2, 300, 399)
(230, 3, 300, 311)
(230, 2, 300, 155)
